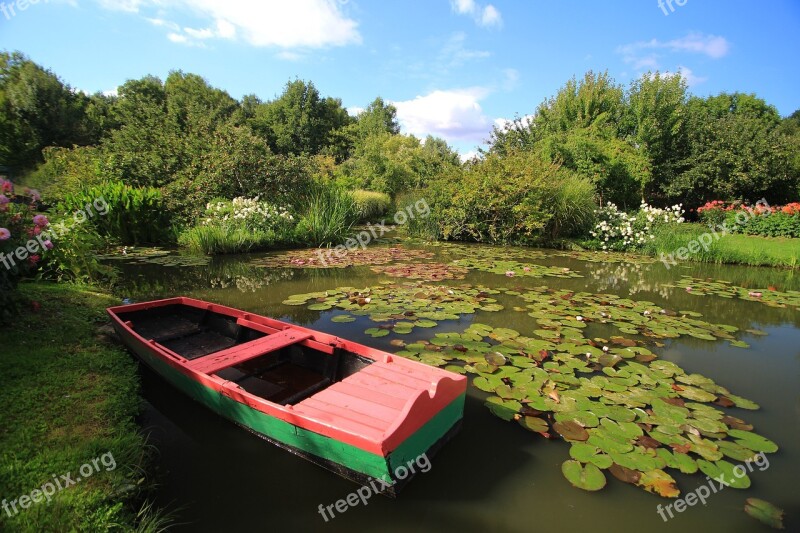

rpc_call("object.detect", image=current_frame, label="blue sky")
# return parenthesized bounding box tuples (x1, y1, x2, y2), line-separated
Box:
(1, 0, 798, 155)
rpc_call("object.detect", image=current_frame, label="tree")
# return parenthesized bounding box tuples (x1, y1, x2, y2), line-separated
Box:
(249, 79, 353, 156)
(625, 72, 688, 201)
(0, 52, 98, 170)
(667, 94, 798, 207)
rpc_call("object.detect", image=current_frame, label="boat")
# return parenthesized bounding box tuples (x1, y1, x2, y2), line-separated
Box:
(107, 297, 467, 495)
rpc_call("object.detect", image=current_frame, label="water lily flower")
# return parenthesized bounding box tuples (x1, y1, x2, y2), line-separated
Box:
(505, 271, 515, 277)
(33, 214, 49, 227)
(748, 291, 763, 298)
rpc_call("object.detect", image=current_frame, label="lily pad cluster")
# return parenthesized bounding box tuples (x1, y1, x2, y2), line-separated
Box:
(453, 258, 582, 278)
(670, 276, 800, 308)
(391, 322, 778, 499)
(283, 283, 504, 336)
(97, 247, 210, 267)
(369, 262, 469, 281)
(515, 286, 752, 348)
(251, 246, 435, 269)
(554, 250, 657, 265)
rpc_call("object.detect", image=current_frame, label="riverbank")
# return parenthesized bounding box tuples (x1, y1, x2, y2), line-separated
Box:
(0, 282, 165, 531)
(643, 223, 800, 268)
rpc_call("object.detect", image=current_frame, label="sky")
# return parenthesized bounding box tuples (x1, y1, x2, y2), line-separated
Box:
(1, 0, 799, 156)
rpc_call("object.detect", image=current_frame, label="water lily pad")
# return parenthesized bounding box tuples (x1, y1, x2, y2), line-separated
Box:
(561, 460, 606, 491)
(364, 328, 390, 338)
(519, 416, 549, 434)
(697, 459, 751, 489)
(636, 469, 680, 498)
(728, 429, 778, 453)
(330, 314, 356, 323)
(744, 498, 785, 529)
(569, 443, 613, 469)
(554, 420, 590, 442)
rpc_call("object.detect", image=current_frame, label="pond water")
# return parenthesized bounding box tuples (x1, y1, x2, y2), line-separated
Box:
(110, 239, 799, 532)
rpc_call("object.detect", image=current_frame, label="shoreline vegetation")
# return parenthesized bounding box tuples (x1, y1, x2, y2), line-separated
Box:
(0, 283, 171, 532)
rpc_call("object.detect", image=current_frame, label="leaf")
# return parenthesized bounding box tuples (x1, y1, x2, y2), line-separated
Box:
(561, 460, 606, 491)
(636, 469, 680, 498)
(608, 463, 641, 484)
(728, 429, 778, 453)
(744, 498, 785, 530)
(569, 443, 613, 469)
(518, 416, 549, 434)
(696, 459, 751, 489)
(553, 420, 589, 441)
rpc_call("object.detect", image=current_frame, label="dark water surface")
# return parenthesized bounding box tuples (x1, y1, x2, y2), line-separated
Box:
(112, 242, 800, 533)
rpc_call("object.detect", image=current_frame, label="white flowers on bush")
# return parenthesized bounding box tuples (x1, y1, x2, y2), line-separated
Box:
(202, 197, 294, 233)
(590, 202, 683, 251)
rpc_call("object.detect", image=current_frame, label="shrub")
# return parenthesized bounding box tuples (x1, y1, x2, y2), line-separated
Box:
(0, 180, 50, 319)
(590, 202, 684, 251)
(350, 190, 391, 222)
(426, 152, 561, 244)
(58, 182, 172, 245)
(179, 196, 296, 254)
(397, 189, 440, 239)
(731, 203, 800, 238)
(544, 175, 597, 239)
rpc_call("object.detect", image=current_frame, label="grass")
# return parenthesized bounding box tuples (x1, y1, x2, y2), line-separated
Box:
(350, 190, 391, 222)
(643, 223, 800, 268)
(178, 225, 284, 255)
(0, 282, 170, 532)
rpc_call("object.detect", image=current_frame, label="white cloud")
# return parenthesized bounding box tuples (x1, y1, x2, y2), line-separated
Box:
(480, 5, 501, 27)
(451, 0, 476, 15)
(459, 150, 479, 162)
(451, 0, 502, 28)
(493, 113, 534, 132)
(618, 32, 731, 68)
(392, 87, 493, 144)
(97, 0, 361, 48)
(347, 106, 365, 116)
(439, 32, 491, 70)
(669, 66, 707, 87)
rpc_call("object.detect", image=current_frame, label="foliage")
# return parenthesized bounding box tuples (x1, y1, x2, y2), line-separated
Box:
(350, 189, 391, 221)
(179, 196, 295, 254)
(248, 79, 353, 157)
(666, 93, 799, 209)
(423, 151, 565, 244)
(0, 179, 50, 318)
(294, 185, 357, 246)
(37, 213, 114, 283)
(544, 174, 597, 239)
(58, 182, 172, 245)
(21, 145, 107, 202)
(697, 200, 800, 238)
(589, 202, 684, 251)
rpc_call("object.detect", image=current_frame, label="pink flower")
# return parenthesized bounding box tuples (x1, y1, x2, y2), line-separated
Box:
(28, 254, 40, 265)
(0, 194, 8, 205)
(44, 240, 54, 250)
(33, 214, 49, 227)
(523, 266, 531, 272)
(505, 270, 515, 277)
(0, 180, 11, 193)
(0, 227, 10, 240)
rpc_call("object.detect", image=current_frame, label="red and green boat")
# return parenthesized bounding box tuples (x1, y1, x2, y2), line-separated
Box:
(107, 297, 466, 495)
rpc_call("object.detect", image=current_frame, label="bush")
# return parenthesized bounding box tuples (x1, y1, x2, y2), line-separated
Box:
(350, 190, 391, 222)
(0, 180, 50, 319)
(58, 182, 172, 245)
(179, 197, 296, 254)
(589, 202, 684, 251)
(425, 152, 561, 244)
(544, 175, 597, 239)
(732, 203, 800, 238)
(397, 189, 440, 239)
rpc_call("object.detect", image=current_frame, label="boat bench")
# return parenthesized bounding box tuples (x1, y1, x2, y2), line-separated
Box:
(190, 328, 312, 375)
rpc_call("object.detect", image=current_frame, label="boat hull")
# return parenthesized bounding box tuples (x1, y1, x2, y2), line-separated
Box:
(110, 300, 466, 494)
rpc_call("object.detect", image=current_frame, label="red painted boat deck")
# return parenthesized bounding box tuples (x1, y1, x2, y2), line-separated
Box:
(293, 360, 442, 440)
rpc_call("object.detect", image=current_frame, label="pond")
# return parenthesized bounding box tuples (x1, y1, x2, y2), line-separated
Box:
(109, 239, 799, 532)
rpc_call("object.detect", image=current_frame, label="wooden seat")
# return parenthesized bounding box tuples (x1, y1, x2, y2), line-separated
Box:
(190, 329, 312, 374)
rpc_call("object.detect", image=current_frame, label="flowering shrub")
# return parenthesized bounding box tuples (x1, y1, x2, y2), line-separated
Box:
(0, 179, 50, 319)
(201, 197, 295, 234)
(697, 200, 800, 238)
(590, 202, 684, 251)
(180, 197, 298, 255)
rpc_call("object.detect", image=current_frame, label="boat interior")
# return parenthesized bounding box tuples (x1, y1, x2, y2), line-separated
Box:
(115, 304, 374, 405)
